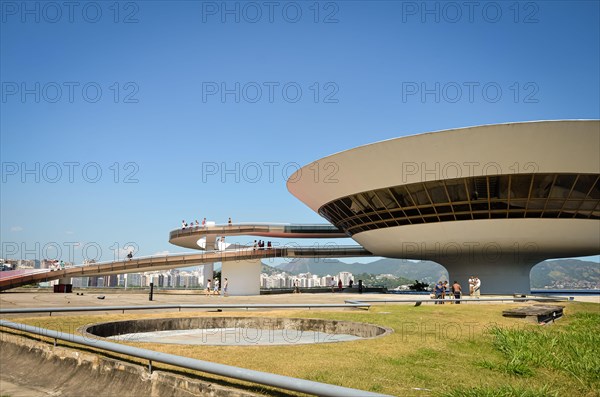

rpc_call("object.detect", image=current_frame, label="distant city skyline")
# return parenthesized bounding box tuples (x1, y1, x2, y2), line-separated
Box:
(6, 257, 598, 291)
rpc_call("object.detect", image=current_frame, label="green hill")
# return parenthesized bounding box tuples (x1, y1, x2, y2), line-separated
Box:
(272, 258, 599, 289)
(530, 259, 600, 289)
(274, 257, 448, 283)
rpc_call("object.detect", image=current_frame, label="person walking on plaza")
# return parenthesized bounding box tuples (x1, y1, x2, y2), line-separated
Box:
(228, 217, 232, 226)
(127, 251, 133, 261)
(452, 281, 462, 304)
(222, 278, 228, 297)
(202, 218, 206, 227)
(468, 275, 475, 296)
(434, 281, 444, 304)
(213, 278, 220, 295)
(338, 279, 343, 292)
(441, 281, 448, 301)
(473, 277, 481, 298)
(206, 279, 212, 297)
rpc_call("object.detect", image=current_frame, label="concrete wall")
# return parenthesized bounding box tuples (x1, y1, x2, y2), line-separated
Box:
(353, 218, 600, 260)
(84, 316, 391, 340)
(221, 259, 261, 296)
(0, 333, 259, 397)
(81, 317, 392, 338)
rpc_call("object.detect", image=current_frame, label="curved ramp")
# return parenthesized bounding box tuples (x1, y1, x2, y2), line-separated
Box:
(169, 223, 347, 250)
(0, 246, 372, 291)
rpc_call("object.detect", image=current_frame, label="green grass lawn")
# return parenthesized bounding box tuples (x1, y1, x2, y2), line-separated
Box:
(3, 302, 599, 397)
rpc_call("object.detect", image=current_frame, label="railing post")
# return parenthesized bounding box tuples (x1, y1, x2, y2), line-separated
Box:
(148, 359, 152, 374)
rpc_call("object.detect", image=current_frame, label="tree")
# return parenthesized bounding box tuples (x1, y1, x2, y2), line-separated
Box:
(409, 280, 429, 291)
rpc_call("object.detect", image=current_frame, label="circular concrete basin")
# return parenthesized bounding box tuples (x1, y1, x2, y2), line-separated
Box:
(84, 317, 392, 346)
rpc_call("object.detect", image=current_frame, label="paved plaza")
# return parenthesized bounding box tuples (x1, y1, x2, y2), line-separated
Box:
(1, 289, 597, 315)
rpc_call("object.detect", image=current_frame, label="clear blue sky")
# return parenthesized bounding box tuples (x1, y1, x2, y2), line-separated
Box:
(1, 1, 599, 264)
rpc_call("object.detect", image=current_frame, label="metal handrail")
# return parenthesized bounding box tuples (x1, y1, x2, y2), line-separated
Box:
(169, 223, 346, 240)
(345, 297, 569, 305)
(0, 302, 371, 315)
(0, 269, 51, 281)
(1, 247, 374, 290)
(9, 246, 368, 271)
(0, 320, 390, 397)
(172, 222, 342, 230)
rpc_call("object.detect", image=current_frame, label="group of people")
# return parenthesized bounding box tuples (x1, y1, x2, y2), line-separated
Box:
(48, 260, 67, 271)
(181, 217, 233, 230)
(330, 279, 351, 292)
(205, 277, 229, 297)
(469, 276, 481, 298)
(181, 218, 207, 230)
(434, 280, 462, 304)
(253, 240, 272, 250)
(433, 276, 481, 303)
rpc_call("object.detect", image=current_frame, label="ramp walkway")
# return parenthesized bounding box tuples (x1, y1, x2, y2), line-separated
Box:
(169, 223, 347, 250)
(0, 246, 372, 291)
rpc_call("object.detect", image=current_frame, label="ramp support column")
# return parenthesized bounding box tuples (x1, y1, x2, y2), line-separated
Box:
(220, 259, 261, 296)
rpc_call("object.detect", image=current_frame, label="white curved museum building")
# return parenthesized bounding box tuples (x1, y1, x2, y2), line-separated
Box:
(287, 120, 600, 294)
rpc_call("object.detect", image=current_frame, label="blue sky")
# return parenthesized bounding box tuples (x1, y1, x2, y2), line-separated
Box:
(1, 1, 599, 264)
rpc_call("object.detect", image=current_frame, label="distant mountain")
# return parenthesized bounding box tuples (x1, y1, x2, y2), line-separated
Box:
(272, 257, 599, 288)
(261, 262, 280, 275)
(530, 259, 600, 289)
(274, 258, 448, 283)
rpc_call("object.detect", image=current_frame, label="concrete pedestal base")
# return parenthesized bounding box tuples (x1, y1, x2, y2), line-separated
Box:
(442, 256, 538, 295)
(201, 263, 214, 287)
(220, 259, 261, 296)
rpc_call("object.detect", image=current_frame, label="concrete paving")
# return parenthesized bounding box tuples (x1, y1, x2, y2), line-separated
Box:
(0, 379, 57, 397)
(109, 327, 361, 345)
(0, 289, 374, 313)
(0, 289, 597, 317)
